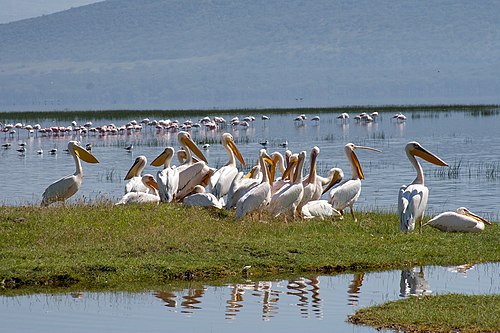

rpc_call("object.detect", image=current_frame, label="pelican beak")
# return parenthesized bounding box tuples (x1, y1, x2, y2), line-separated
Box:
(228, 138, 246, 167)
(322, 169, 343, 194)
(151, 148, 173, 167)
(413, 145, 448, 166)
(465, 211, 492, 225)
(282, 158, 297, 181)
(181, 136, 208, 163)
(350, 145, 382, 180)
(244, 165, 260, 179)
(124, 157, 144, 180)
(307, 148, 319, 184)
(73, 144, 99, 164)
(262, 152, 275, 185)
(145, 177, 159, 190)
(354, 145, 383, 153)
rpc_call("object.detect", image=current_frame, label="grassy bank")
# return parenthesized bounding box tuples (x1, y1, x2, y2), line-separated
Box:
(0, 204, 498, 290)
(349, 294, 500, 333)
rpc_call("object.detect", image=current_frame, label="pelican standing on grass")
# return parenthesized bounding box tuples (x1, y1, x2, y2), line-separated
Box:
(225, 164, 262, 210)
(399, 141, 448, 232)
(324, 143, 382, 222)
(41, 141, 99, 206)
(150, 147, 179, 203)
(208, 133, 246, 199)
(124, 156, 149, 193)
(424, 207, 491, 233)
(116, 174, 160, 205)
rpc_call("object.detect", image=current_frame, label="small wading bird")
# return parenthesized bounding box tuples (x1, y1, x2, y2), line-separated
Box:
(425, 207, 491, 233)
(124, 155, 149, 193)
(41, 141, 99, 206)
(150, 147, 179, 203)
(398, 142, 448, 232)
(323, 143, 382, 221)
(116, 174, 160, 205)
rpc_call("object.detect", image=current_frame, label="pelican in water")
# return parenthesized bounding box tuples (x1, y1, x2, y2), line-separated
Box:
(150, 147, 179, 203)
(399, 142, 448, 232)
(183, 185, 223, 209)
(208, 133, 246, 199)
(175, 131, 211, 201)
(41, 141, 99, 206)
(124, 155, 149, 193)
(324, 143, 382, 221)
(267, 150, 306, 219)
(301, 200, 341, 220)
(225, 164, 262, 210)
(116, 174, 160, 205)
(236, 149, 274, 220)
(425, 207, 491, 233)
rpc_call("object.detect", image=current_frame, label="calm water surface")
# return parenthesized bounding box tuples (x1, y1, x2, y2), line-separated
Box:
(1, 109, 500, 219)
(0, 263, 498, 333)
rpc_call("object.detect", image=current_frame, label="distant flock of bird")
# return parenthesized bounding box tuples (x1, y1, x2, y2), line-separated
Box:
(38, 120, 492, 233)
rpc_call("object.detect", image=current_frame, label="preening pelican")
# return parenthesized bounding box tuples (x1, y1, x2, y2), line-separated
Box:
(398, 141, 448, 232)
(236, 149, 274, 220)
(183, 185, 223, 209)
(150, 147, 179, 203)
(41, 141, 99, 206)
(324, 143, 382, 221)
(208, 133, 246, 199)
(301, 200, 340, 220)
(124, 155, 149, 193)
(225, 164, 262, 210)
(425, 207, 491, 233)
(267, 150, 306, 219)
(175, 131, 211, 201)
(116, 174, 160, 205)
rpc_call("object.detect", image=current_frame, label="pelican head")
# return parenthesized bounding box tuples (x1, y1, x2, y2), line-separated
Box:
(456, 207, 492, 225)
(151, 147, 175, 167)
(345, 143, 382, 180)
(222, 132, 246, 167)
(178, 131, 207, 163)
(282, 153, 299, 181)
(322, 168, 344, 194)
(124, 155, 147, 180)
(307, 146, 320, 183)
(405, 141, 448, 166)
(68, 141, 99, 164)
(141, 174, 159, 192)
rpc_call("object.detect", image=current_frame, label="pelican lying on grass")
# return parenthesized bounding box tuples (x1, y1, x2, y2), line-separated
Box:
(124, 155, 149, 193)
(116, 174, 160, 205)
(425, 207, 491, 232)
(41, 141, 99, 206)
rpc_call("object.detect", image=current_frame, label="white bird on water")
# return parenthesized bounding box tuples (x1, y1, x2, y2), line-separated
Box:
(425, 207, 491, 233)
(398, 142, 448, 232)
(41, 141, 99, 206)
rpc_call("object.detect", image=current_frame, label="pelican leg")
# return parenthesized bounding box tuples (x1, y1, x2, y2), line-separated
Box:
(350, 206, 357, 222)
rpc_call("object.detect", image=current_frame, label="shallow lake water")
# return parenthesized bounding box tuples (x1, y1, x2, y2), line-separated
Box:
(0, 263, 498, 333)
(1, 108, 500, 219)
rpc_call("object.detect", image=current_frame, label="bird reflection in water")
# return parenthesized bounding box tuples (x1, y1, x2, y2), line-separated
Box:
(154, 287, 206, 314)
(400, 266, 432, 297)
(347, 273, 364, 306)
(287, 277, 322, 319)
(154, 290, 177, 308)
(225, 282, 281, 320)
(447, 263, 475, 275)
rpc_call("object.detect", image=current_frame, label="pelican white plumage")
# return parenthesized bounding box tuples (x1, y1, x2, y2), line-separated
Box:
(297, 146, 321, 214)
(399, 142, 448, 232)
(425, 207, 491, 233)
(236, 149, 274, 220)
(301, 200, 341, 220)
(269, 151, 289, 194)
(124, 155, 149, 193)
(225, 164, 262, 210)
(324, 143, 382, 221)
(175, 131, 211, 201)
(208, 133, 246, 199)
(116, 174, 160, 205)
(150, 147, 179, 203)
(183, 185, 223, 209)
(267, 150, 306, 219)
(41, 141, 99, 206)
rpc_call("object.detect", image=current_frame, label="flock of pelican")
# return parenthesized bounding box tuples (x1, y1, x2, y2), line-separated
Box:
(41, 133, 492, 233)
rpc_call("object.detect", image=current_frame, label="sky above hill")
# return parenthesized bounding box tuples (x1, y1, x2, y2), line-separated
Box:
(0, 0, 103, 23)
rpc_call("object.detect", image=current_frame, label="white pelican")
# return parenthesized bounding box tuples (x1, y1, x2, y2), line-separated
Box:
(41, 141, 99, 206)
(297, 146, 321, 214)
(267, 150, 306, 219)
(399, 142, 448, 232)
(324, 143, 382, 221)
(225, 164, 262, 210)
(175, 131, 211, 201)
(271, 151, 294, 194)
(424, 207, 491, 233)
(317, 167, 344, 193)
(150, 147, 179, 203)
(301, 200, 341, 220)
(236, 149, 274, 220)
(208, 133, 246, 199)
(116, 174, 160, 205)
(124, 155, 149, 193)
(183, 185, 223, 209)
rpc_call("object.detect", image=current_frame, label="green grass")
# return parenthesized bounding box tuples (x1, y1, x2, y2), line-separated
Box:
(349, 294, 500, 333)
(0, 204, 499, 290)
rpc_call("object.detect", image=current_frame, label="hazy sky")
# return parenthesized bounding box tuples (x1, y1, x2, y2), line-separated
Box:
(0, 0, 104, 23)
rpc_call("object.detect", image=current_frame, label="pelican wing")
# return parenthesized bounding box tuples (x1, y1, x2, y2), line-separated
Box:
(328, 179, 361, 211)
(42, 174, 81, 206)
(302, 200, 340, 220)
(125, 176, 149, 194)
(183, 193, 223, 209)
(157, 168, 179, 203)
(236, 183, 271, 219)
(398, 184, 428, 232)
(425, 212, 483, 232)
(267, 183, 304, 217)
(210, 165, 239, 199)
(177, 162, 212, 201)
(225, 173, 260, 210)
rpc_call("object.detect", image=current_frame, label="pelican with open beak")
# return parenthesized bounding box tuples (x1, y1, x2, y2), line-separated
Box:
(324, 143, 382, 222)
(399, 141, 448, 232)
